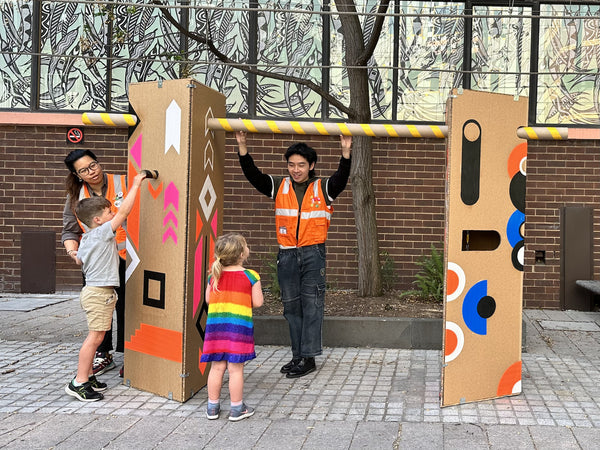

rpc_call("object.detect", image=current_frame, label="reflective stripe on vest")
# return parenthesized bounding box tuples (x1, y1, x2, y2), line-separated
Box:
(274, 177, 332, 248)
(77, 173, 128, 258)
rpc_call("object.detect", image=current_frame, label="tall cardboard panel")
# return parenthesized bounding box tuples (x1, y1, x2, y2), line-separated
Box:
(442, 90, 528, 406)
(124, 79, 226, 402)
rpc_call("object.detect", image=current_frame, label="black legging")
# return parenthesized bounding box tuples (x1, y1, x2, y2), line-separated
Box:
(96, 257, 126, 354)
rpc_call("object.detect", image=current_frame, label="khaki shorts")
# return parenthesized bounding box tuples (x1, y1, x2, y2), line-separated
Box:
(80, 286, 117, 332)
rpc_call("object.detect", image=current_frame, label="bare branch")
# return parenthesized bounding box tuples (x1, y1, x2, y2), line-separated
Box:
(152, 0, 353, 118)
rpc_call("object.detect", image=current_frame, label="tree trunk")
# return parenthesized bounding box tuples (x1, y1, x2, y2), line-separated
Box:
(351, 135, 383, 297)
(337, 1, 383, 297)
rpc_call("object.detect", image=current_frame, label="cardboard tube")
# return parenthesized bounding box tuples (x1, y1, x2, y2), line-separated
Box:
(207, 118, 448, 139)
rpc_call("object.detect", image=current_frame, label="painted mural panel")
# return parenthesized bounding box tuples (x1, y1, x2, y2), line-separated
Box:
(471, 6, 531, 98)
(0, 0, 32, 109)
(330, 0, 396, 120)
(187, 0, 249, 116)
(39, 1, 108, 110)
(538, 4, 600, 125)
(110, 2, 181, 111)
(0, 1, 598, 125)
(392, 1, 464, 122)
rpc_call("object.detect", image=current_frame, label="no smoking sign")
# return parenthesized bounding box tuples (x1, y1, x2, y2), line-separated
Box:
(66, 127, 84, 144)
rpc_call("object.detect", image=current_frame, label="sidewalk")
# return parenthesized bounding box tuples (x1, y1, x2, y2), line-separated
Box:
(0, 293, 599, 449)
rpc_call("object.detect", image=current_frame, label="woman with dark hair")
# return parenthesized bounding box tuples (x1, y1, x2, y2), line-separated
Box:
(62, 149, 128, 377)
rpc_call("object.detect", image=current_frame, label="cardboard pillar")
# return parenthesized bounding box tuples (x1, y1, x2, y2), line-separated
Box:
(442, 90, 528, 406)
(124, 79, 226, 402)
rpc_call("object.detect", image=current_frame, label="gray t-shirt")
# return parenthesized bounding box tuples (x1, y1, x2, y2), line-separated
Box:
(78, 221, 120, 287)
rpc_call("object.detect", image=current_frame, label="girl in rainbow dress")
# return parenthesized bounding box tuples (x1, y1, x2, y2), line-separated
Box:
(200, 233, 264, 421)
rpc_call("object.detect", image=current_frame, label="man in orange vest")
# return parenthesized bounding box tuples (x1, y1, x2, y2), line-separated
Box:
(235, 131, 352, 378)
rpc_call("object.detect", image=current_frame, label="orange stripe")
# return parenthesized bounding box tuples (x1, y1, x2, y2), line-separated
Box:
(195, 210, 202, 242)
(125, 323, 182, 362)
(209, 291, 251, 306)
(127, 162, 140, 249)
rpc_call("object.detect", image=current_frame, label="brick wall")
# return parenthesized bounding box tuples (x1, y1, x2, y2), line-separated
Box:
(0, 125, 129, 292)
(1, 123, 598, 310)
(523, 140, 600, 309)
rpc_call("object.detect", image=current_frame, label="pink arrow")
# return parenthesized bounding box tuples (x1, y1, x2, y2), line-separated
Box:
(163, 210, 178, 228)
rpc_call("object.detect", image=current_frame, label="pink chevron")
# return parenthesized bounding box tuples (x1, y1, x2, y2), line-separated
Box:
(163, 210, 178, 229)
(162, 227, 177, 244)
(130, 134, 142, 168)
(193, 236, 204, 316)
(164, 182, 179, 212)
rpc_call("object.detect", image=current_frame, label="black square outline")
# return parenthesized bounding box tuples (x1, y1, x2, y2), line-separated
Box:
(143, 270, 165, 309)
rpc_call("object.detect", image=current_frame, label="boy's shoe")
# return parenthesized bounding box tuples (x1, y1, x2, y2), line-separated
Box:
(92, 352, 115, 375)
(206, 403, 220, 420)
(65, 380, 104, 402)
(228, 403, 255, 422)
(88, 375, 107, 392)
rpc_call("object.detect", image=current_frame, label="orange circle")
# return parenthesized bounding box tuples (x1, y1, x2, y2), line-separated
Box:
(508, 142, 527, 177)
(447, 269, 459, 295)
(445, 329, 458, 356)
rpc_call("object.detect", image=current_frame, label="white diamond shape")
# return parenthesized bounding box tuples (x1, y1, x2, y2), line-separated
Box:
(199, 175, 217, 221)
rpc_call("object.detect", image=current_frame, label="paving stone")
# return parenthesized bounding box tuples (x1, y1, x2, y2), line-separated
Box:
(397, 422, 442, 449)
(486, 424, 535, 449)
(528, 425, 580, 449)
(572, 427, 600, 450)
(443, 423, 488, 449)
(538, 320, 600, 332)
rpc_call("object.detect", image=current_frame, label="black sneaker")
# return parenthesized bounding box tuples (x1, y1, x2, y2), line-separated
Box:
(65, 380, 104, 402)
(88, 375, 107, 392)
(280, 358, 301, 374)
(286, 357, 316, 378)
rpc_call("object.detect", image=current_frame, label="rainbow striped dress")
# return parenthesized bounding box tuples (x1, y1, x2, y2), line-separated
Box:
(200, 269, 260, 363)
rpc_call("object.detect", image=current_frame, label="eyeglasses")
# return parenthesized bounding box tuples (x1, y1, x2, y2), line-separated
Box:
(76, 161, 100, 176)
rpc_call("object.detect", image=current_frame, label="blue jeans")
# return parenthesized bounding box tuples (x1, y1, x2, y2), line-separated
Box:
(277, 244, 326, 358)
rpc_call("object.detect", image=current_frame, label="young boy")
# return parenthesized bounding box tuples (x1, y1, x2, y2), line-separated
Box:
(65, 172, 147, 402)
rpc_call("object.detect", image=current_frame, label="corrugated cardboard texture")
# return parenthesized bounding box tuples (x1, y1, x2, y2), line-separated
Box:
(442, 90, 528, 406)
(124, 79, 225, 402)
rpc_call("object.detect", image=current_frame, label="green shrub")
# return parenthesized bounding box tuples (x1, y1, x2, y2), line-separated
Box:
(259, 252, 280, 298)
(380, 250, 397, 292)
(400, 244, 444, 303)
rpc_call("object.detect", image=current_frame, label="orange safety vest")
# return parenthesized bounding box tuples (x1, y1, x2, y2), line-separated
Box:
(78, 173, 128, 259)
(275, 177, 332, 248)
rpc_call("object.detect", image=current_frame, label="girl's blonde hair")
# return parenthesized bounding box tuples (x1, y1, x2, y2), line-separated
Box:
(209, 233, 247, 290)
